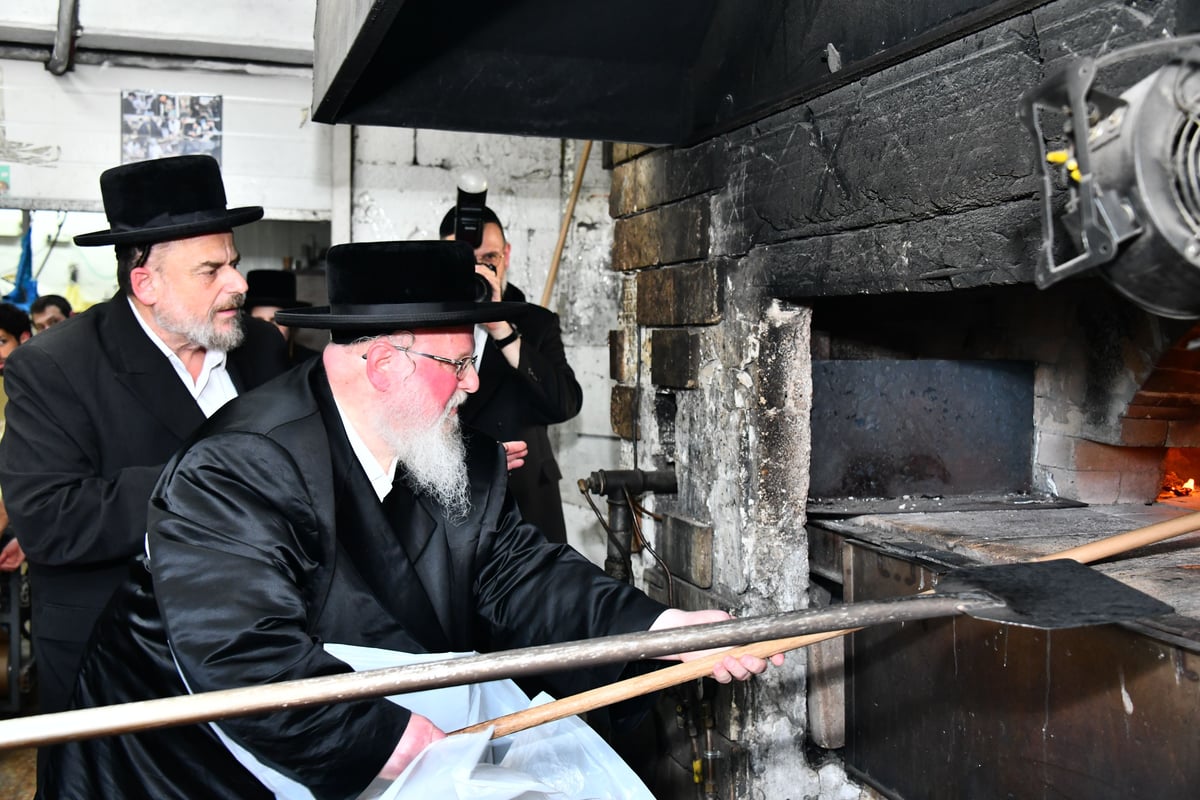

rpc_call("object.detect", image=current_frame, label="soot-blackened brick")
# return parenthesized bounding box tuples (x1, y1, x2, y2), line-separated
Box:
(650, 329, 700, 389)
(636, 261, 723, 326)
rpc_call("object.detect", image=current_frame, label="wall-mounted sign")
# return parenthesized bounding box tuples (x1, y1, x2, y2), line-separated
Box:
(0, 165, 9, 194)
(120, 91, 223, 164)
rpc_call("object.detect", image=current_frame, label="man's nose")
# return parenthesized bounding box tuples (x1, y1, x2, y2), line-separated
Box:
(224, 265, 249, 295)
(459, 360, 480, 393)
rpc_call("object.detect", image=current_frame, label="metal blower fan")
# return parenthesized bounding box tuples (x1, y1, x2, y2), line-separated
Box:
(1018, 38, 1200, 319)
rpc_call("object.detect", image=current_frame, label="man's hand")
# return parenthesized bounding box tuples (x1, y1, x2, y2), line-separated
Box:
(650, 608, 785, 684)
(378, 713, 446, 780)
(475, 264, 503, 304)
(0, 537, 24, 571)
(474, 265, 522, 364)
(502, 440, 528, 472)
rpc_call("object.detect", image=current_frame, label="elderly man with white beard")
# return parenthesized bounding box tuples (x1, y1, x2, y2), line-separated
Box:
(41, 240, 781, 800)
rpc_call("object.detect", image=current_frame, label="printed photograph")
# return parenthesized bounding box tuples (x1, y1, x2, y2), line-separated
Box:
(120, 91, 223, 164)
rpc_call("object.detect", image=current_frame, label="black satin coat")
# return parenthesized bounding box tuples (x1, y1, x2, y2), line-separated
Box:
(461, 284, 582, 543)
(0, 293, 288, 712)
(45, 361, 666, 800)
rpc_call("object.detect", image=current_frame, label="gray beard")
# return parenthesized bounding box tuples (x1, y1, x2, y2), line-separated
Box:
(154, 300, 246, 352)
(376, 401, 470, 522)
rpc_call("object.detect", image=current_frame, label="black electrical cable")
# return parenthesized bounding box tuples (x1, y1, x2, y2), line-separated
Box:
(624, 486, 675, 608)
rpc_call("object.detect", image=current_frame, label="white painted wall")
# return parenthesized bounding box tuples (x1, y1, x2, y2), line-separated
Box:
(2, 0, 316, 63)
(0, 58, 331, 218)
(0, 52, 335, 303)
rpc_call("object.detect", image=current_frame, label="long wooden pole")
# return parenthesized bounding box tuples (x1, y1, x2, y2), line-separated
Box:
(457, 509, 1200, 738)
(0, 595, 979, 750)
(539, 140, 592, 307)
(3, 511, 1198, 749)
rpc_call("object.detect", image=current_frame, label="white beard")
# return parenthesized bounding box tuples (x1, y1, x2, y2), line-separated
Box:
(374, 390, 470, 521)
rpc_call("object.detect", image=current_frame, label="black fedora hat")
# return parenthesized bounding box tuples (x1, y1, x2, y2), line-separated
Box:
(274, 240, 529, 333)
(245, 270, 311, 311)
(74, 155, 263, 247)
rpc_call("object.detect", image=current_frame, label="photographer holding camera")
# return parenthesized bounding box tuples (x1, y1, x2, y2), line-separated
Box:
(439, 200, 582, 545)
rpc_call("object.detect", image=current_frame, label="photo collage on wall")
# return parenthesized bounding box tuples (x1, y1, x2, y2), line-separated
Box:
(120, 91, 223, 164)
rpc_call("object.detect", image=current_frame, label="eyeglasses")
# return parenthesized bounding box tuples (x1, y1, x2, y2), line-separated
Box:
(363, 343, 476, 379)
(476, 252, 505, 271)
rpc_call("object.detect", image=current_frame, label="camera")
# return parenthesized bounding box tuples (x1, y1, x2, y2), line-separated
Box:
(472, 273, 492, 302)
(455, 170, 488, 250)
(455, 170, 494, 302)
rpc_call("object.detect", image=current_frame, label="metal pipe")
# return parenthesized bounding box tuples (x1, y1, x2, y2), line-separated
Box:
(584, 468, 677, 497)
(605, 495, 634, 582)
(701, 701, 719, 800)
(583, 468, 676, 581)
(46, 0, 79, 76)
(0, 593, 992, 750)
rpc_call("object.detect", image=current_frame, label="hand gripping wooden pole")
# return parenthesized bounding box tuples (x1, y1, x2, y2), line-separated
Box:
(456, 509, 1200, 738)
(1, 511, 1197, 749)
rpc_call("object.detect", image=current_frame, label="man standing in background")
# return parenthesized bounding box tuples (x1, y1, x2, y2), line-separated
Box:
(28, 294, 72, 334)
(0, 302, 30, 572)
(440, 205, 582, 544)
(244, 268, 320, 365)
(0, 154, 288, 763)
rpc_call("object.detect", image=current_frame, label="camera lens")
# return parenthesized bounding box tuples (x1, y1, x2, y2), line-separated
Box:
(473, 273, 492, 302)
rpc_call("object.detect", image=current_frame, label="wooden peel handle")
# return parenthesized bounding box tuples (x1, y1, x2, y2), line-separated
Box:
(540, 140, 592, 307)
(1033, 509, 1200, 564)
(457, 509, 1200, 740)
(455, 628, 851, 738)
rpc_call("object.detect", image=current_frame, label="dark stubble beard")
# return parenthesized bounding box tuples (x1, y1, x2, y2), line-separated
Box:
(374, 389, 470, 522)
(154, 293, 247, 352)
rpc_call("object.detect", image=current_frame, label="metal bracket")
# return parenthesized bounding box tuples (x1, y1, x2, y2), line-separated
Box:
(1016, 56, 1143, 287)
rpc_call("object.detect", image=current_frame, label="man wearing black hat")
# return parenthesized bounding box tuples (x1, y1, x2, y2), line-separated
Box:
(439, 205, 581, 544)
(245, 268, 321, 365)
(43, 240, 780, 798)
(0, 155, 289, 736)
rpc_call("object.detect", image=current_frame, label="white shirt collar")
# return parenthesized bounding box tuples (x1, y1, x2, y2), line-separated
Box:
(332, 395, 397, 502)
(473, 324, 488, 365)
(126, 296, 237, 418)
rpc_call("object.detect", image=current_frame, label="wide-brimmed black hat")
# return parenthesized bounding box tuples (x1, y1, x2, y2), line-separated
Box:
(245, 270, 310, 310)
(274, 240, 528, 333)
(74, 155, 263, 247)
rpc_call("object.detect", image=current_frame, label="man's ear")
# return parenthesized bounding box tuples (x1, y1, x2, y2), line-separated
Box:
(130, 264, 158, 306)
(18, 332, 30, 345)
(362, 341, 413, 392)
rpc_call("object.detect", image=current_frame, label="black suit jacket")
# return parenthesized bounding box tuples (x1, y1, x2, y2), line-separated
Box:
(45, 360, 666, 800)
(461, 284, 582, 542)
(0, 293, 288, 667)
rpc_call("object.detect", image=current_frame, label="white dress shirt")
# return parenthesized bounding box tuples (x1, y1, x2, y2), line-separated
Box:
(128, 297, 238, 418)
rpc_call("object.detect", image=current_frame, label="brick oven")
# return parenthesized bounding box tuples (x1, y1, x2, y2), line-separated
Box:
(312, 0, 1200, 796)
(602, 2, 1200, 797)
